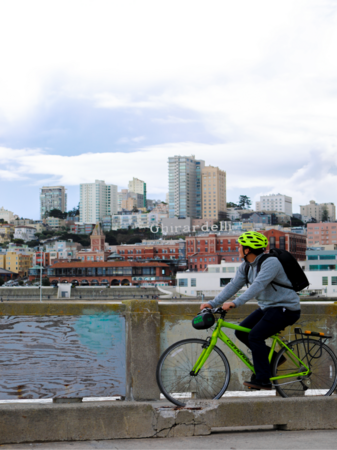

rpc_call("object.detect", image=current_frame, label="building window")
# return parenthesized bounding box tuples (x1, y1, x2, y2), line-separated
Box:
(332, 277, 337, 285)
(308, 255, 318, 260)
(220, 278, 231, 287)
(269, 236, 276, 249)
(320, 255, 336, 260)
(191, 278, 196, 287)
(279, 236, 285, 250)
(322, 277, 328, 286)
(178, 279, 188, 287)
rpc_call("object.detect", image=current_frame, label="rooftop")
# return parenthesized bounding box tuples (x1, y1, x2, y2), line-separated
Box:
(51, 261, 170, 269)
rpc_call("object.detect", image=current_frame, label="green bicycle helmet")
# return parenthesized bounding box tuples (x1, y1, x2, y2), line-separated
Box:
(238, 231, 268, 250)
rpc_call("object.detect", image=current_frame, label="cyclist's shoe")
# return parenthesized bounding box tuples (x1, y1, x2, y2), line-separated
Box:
(243, 380, 272, 390)
(250, 355, 287, 382)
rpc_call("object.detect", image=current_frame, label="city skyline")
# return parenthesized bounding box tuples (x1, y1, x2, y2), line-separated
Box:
(1, 1, 337, 218)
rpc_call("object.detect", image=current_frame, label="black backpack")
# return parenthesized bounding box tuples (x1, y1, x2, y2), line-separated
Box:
(244, 248, 309, 292)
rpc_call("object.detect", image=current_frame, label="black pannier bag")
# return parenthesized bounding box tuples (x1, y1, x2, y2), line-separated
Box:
(192, 311, 215, 330)
(245, 248, 309, 292)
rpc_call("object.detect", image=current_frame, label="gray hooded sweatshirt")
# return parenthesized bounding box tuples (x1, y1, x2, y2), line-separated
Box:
(208, 253, 301, 311)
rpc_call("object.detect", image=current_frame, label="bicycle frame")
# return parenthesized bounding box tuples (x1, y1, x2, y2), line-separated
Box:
(192, 318, 310, 382)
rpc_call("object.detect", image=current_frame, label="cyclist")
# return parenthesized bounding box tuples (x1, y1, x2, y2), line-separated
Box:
(200, 231, 301, 390)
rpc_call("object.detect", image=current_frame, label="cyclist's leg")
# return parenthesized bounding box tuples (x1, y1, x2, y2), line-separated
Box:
(248, 307, 301, 383)
(235, 308, 264, 347)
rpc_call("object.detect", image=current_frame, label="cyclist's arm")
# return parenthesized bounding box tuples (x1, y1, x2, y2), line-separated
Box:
(232, 258, 281, 308)
(208, 264, 247, 308)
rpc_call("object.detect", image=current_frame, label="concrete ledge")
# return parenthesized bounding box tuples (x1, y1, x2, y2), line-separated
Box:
(1, 397, 337, 444)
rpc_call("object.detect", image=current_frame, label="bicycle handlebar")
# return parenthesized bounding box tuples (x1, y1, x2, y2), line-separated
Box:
(201, 307, 227, 317)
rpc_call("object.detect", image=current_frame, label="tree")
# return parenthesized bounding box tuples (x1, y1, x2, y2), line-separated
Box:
(67, 203, 80, 218)
(127, 236, 142, 245)
(291, 218, 304, 227)
(42, 277, 51, 286)
(321, 208, 329, 222)
(238, 195, 252, 209)
(105, 232, 118, 245)
(12, 239, 25, 245)
(46, 209, 67, 219)
(227, 202, 238, 208)
(27, 240, 40, 248)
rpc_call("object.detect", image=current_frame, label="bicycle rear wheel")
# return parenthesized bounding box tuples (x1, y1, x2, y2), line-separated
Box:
(272, 338, 337, 397)
(156, 338, 231, 407)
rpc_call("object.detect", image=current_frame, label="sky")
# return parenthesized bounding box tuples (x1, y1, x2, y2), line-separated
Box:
(1, 0, 337, 219)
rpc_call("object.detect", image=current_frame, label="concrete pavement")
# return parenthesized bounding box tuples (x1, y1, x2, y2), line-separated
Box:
(1, 428, 337, 449)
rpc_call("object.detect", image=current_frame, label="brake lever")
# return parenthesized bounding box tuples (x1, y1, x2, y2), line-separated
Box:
(213, 307, 227, 316)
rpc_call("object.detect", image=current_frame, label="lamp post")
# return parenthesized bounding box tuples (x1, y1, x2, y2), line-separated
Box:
(39, 247, 44, 303)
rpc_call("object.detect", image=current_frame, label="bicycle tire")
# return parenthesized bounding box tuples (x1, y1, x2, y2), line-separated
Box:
(272, 338, 337, 397)
(156, 338, 231, 407)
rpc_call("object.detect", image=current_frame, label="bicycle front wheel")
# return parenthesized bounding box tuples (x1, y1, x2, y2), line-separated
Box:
(156, 338, 231, 407)
(272, 338, 337, 397)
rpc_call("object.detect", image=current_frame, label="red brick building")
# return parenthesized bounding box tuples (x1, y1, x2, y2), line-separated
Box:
(77, 223, 110, 262)
(47, 261, 172, 286)
(307, 222, 337, 246)
(186, 230, 306, 271)
(186, 234, 241, 271)
(263, 229, 306, 261)
(115, 240, 187, 273)
(116, 242, 181, 261)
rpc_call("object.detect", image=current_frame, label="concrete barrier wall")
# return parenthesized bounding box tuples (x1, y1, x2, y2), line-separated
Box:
(0, 286, 161, 300)
(0, 300, 336, 401)
(158, 301, 337, 391)
(0, 303, 126, 399)
(1, 397, 337, 444)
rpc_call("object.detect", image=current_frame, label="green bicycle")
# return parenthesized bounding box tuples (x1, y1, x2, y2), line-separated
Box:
(156, 308, 337, 407)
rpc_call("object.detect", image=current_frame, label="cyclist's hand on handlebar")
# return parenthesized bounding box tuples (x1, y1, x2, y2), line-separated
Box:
(200, 303, 212, 310)
(222, 302, 236, 311)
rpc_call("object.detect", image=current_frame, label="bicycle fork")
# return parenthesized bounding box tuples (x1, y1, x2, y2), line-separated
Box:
(191, 335, 218, 376)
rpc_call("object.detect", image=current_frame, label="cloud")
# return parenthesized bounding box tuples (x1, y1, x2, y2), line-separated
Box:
(1, 0, 337, 217)
(2, 141, 337, 212)
(117, 136, 146, 144)
(152, 116, 199, 124)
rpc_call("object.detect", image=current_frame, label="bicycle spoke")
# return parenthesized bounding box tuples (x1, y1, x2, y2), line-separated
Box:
(157, 339, 230, 406)
(273, 339, 337, 398)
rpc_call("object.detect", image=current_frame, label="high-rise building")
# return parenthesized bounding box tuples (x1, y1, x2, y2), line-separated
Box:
(307, 222, 337, 246)
(201, 166, 227, 220)
(80, 180, 118, 223)
(256, 194, 292, 215)
(300, 200, 336, 222)
(117, 189, 144, 211)
(40, 186, 67, 219)
(168, 155, 205, 219)
(128, 178, 147, 208)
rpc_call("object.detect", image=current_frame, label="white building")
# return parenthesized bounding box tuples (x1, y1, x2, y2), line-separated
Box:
(44, 240, 82, 259)
(40, 186, 67, 219)
(14, 226, 36, 242)
(176, 261, 336, 297)
(168, 155, 205, 219)
(0, 207, 15, 223)
(80, 180, 118, 223)
(256, 194, 292, 215)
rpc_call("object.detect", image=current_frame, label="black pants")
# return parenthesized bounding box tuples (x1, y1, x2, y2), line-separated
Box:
(235, 307, 301, 383)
